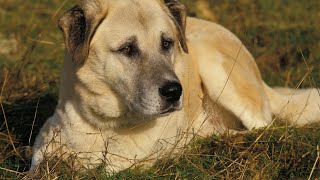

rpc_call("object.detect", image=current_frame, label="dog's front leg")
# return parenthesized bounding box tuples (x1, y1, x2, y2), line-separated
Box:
(30, 115, 66, 171)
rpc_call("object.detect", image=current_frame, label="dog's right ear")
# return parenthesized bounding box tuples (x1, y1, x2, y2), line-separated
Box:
(59, 3, 105, 65)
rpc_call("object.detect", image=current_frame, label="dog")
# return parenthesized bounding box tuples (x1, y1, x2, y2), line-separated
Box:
(31, 0, 320, 172)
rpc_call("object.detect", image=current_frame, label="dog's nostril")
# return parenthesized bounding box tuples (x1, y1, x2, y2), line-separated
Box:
(159, 82, 182, 103)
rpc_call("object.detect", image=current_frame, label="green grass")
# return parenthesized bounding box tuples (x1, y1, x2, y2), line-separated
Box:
(0, 0, 319, 179)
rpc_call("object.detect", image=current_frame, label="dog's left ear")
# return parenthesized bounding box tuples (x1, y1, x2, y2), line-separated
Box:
(164, 0, 189, 53)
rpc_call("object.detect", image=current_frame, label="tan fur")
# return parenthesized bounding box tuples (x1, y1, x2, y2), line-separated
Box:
(31, 0, 320, 172)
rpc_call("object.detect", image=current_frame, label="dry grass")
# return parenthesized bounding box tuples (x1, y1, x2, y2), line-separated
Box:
(0, 0, 319, 179)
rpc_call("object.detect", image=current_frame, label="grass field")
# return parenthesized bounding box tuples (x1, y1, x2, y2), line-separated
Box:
(0, 0, 319, 179)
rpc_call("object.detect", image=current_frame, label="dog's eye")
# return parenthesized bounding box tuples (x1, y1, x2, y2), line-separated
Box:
(120, 45, 132, 55)
(162, 39, 174, 51)
(118, 43, 139, 57)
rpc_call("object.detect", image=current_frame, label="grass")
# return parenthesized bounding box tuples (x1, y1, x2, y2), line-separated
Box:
(0, 0, 319, 179)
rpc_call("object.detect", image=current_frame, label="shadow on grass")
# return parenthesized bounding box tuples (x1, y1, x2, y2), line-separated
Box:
(0, 92, 57, 174)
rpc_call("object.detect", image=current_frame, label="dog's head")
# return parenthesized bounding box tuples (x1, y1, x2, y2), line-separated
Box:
(59, 0, 188, 122)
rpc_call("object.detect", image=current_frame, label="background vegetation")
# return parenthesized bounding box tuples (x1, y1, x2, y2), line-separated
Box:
(0, 0, 319, 179)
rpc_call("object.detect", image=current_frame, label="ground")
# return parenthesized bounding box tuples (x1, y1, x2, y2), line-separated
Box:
(0, 0, 319, 179)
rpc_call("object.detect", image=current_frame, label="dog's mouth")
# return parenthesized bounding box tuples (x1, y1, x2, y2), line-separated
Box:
(160, 105, 182, 115)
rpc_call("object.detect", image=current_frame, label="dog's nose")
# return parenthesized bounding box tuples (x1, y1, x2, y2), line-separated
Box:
(159, 82, 182, 103)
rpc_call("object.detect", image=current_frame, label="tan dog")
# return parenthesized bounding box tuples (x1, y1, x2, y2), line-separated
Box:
(31, 0, 320, 172)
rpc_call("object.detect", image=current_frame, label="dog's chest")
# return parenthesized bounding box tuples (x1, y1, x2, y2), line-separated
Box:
(60, 103, 187, 169)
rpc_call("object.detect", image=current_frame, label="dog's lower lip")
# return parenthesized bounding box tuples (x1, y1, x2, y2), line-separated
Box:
(160, 107, 177, 115)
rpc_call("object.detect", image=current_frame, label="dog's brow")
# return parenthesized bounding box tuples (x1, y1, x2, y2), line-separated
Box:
(161, 32, 173, 40)
(117, 36, 137, 49)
